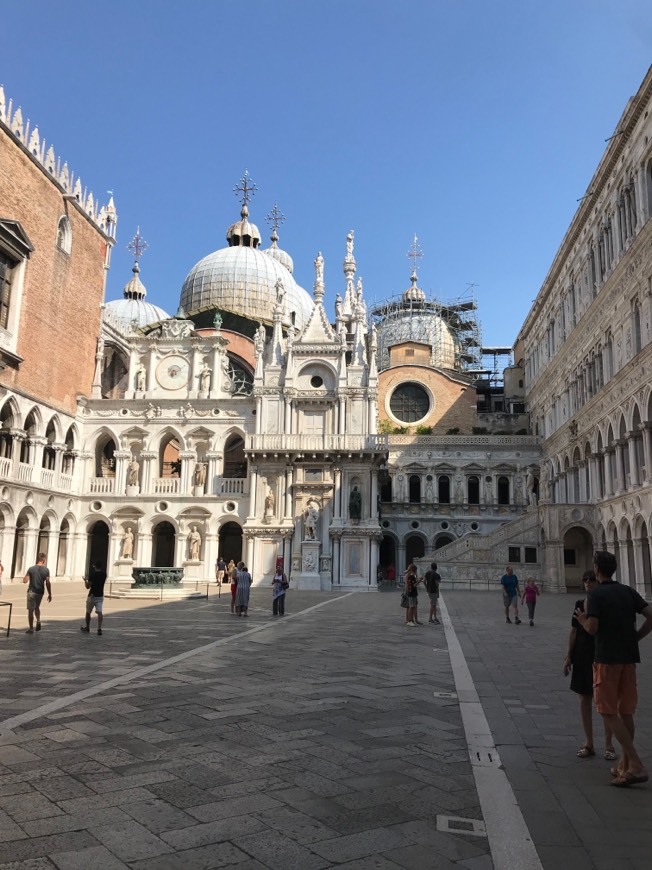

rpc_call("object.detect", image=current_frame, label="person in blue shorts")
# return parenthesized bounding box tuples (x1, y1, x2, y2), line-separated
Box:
(500, 566, 521, 624)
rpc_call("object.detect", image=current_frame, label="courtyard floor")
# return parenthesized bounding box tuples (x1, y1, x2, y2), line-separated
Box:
(0, 582, 649, 869)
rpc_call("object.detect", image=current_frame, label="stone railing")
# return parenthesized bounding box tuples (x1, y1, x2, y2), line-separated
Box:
(89, 476, 115, 494)
(388, 434, 539, 448)
(153, 477, 180, 495)
(218, 477, 247, 496)
(247, 434, 388, 453)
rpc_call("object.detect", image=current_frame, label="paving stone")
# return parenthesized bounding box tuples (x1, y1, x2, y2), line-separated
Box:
(310, 827, 408, 863)
(129, 842, 250, 870)
(21, 806, 130, 838)
(0, 859, 55, 870)
(122, 798, 198, 833)
(0, 831, 98, 864)
(187, 792, 282, 823)
(232, 829, 329, 870)
(160, 815, 267, 850)
(91, 820, 174, 862)
(50, 844, 130, 869)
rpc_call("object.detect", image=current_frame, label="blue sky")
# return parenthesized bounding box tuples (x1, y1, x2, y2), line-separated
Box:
(2, 1, 651, 349)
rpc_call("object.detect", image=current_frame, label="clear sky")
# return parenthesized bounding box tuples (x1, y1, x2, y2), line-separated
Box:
(2, 1, 651, 350)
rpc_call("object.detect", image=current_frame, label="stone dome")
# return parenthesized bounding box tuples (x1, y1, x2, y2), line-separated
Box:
(104, 262, 169, 334)
(180, 207, 312, 330)
(262, 230, 294, 274)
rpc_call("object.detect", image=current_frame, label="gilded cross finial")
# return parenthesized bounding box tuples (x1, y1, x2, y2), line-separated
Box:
(233, 170, 257, 207)
(265, 202, 286, 234)
(407, 234, 423, 273)
(127, 226, 148, 263)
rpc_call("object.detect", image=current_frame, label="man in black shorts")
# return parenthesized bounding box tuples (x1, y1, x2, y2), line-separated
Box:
(424, 562, 441, 624)
(81, 561, 107, 635)
(23, 552, 52, 634)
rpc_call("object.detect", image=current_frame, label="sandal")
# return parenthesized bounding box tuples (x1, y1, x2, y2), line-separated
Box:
(604, 749, 617, 761)
(577, 746, 595, 758)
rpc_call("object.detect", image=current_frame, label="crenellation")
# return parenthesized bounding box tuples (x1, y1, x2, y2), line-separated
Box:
(0, 85, 115, 236)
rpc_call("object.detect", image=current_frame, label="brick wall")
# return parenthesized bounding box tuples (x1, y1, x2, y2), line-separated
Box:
(378, 366, 478, 433)
(0, 129, 108, 414)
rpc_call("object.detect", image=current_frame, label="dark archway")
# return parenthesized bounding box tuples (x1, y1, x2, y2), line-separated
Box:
(11, 509, 31, 577)
(405, 535, 425, 568)
(438, 475, 450, 504)
(468, 476, 480, 505)
(640, 520, 652, 595)
(87, 521, 109, 573)
(563, 526, 594, 589)
(435, 534, 454, 550)
(152, 521, 176, 567)
(223, 435, 247, 478)
(409, 475, 421, 503)
(379, 534, 396, 570)
(219, 522, 243, 564)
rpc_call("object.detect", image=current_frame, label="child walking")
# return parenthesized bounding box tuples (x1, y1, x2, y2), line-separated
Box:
(521, 577, 540, 626)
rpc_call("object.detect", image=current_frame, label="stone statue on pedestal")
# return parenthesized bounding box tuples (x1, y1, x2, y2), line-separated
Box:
(188, 525, 201, 560)
(121, 526, 134, 559)
(349, 485, 362, 519)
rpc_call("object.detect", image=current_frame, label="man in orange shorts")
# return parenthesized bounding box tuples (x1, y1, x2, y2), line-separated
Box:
(575, 550, 652, 787)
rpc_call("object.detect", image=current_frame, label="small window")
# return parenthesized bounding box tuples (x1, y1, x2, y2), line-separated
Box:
(508, 546, 521, 563)
(0, 252, 16, 330)
(310, 375, 323, 388)
(524, 547, 537, 563)
(563, 549, 576, 565)
(56, 216, 72, 254)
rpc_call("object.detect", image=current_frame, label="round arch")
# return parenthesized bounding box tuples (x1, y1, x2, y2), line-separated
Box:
(562, 525, 594, 589)
(218, 520, 243, 565)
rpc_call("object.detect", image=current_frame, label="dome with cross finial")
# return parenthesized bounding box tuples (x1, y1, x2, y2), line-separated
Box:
(180, 180, 312, 331)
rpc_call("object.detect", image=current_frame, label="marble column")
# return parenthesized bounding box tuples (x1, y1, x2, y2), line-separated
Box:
(147, 345, 157, 392)
(615, 440, 627, 493)
(640, 423, 652, 484)
(206, 452, 220, 496)
(370, 468, 378, 520)
(284, 466, 293, 520)
(604, 449, 614, 498)
(140, 451, 157, 495)
(248, 465, 258, 520)
(632, 536, 646, 595)
(179, 451, 196, 494)
(627, 432, 640, 487)
(113, 450, 131, 495)
(617, 538, 630, 587)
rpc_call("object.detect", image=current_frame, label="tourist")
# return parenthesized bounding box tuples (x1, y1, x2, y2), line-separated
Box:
(215, 556, 226, 585)
(574, 551, 652, 787)
(405, 567, 421, 627)
(272, 566, 288, 616)
(500, 566, 521, 624)
(564, 570, 615, 761)
(81, 561, 107, 636)
(22, 553, 52, 634)
(521, 577, 540, 626)
(387, 563, 396, 587)
(227, 559, 237, 614)
(424, 562, 441, 624)
(234, 563, 252, 616)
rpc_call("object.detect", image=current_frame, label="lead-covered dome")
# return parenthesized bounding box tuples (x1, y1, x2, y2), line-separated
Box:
(104, 262, 169, 334)
(180, 203, 312, 330)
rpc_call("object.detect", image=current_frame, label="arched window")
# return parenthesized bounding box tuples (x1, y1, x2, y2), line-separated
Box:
(56, 216, 72, 254)
(228, 359, 253, 396)
(468, 476, 480, 505)
(223, 435, 246, 478)
(497, 476, 510, 505)
(379, 471, 392, 503)
(409, 475, 421, 503)
(96, 435, 116, 477)
(438, 475, 450, 504)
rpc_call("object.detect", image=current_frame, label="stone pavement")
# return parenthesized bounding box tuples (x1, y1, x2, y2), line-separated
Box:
(0, 583, 649, 869)
(445, 590, 652, 870)
(0, 584, 490, 870)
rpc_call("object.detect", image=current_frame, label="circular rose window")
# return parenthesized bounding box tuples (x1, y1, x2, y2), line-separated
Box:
(389, 382, 430, 423)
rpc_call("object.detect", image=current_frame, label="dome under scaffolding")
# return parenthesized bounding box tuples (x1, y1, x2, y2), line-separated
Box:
(370, 287, 482, 374)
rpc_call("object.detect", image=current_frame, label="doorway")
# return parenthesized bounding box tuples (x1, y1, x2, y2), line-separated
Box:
(88, 521, 109, 572)
(152, 521, 176, 567)
(218, 522, 243, 564)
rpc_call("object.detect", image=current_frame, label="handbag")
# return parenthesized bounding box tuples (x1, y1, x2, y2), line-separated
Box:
(400, 592, 408, 608)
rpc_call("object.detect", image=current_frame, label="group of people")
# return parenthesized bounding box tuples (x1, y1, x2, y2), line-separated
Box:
(499, 566, 540, 626)
(21, 552, 106, 636)
(402, 562, 441, 626)
(216, 557, 289, 616)
(566, 550, 652, 787)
